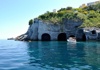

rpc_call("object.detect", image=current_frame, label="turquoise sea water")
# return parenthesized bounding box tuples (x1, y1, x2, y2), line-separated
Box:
(0, 40, 100, 70)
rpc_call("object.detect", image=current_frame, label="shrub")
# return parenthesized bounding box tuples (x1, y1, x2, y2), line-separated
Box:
(29, 19, 33, 25)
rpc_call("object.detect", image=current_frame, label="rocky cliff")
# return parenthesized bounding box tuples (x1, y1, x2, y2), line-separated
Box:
(15, 18, 100, 41)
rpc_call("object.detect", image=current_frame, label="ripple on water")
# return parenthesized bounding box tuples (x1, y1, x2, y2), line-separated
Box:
(0, 40, 100, 70)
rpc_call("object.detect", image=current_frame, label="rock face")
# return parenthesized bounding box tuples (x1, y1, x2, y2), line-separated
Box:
(15, 18, 100, 41)
(83, 28, 100, 41)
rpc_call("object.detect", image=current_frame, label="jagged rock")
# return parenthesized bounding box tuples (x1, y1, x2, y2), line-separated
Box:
(15, 34, 28, 41)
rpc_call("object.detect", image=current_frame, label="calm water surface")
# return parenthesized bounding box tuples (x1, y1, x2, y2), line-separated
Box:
(0, 40, 100, 70)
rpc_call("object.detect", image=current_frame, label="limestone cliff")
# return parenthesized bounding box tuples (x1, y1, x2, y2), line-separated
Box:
(15, 18, 100, 41)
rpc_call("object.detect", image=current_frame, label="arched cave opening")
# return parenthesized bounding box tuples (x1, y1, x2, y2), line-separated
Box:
(41, 33, 51, 41)
(91, 30, 96, 34)
(58, 33, 67, 41)
(82, 34, 86, 41)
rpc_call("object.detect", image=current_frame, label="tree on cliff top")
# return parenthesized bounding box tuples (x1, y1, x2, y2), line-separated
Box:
(29, 3, 100, 28)
(29, 19, 33, 25)
(38, 7, 85, 24)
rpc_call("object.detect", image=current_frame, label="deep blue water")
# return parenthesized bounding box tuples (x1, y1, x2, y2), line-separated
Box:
(0, 40, 100, 70)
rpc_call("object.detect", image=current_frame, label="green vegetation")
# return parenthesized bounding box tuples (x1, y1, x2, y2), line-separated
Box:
(38, 7, 85, 24)
(29, 19, 33, 25)
(30, 2, 100, 28)
(81, 2, 100, 28)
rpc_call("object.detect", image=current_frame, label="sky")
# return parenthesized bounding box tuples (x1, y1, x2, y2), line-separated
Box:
(0, 0, 98, 39)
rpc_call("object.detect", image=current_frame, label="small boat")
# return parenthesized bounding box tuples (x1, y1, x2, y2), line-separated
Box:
(67, 37, 76, 43)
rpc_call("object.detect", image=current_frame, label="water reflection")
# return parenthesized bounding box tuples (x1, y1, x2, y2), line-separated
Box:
(26, 41, 100, 69)
(27, 42, 39, 64)
(84, 42, 100, 69)
(67, 42, 87, 67)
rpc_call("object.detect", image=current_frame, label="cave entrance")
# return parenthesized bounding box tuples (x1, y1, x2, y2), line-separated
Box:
(82, 34, 86, 41)
(58, 33, 67, 41)
(42, 33, 51, 41)
(91, 30, 96, 34)
(69, 35, 75, 37)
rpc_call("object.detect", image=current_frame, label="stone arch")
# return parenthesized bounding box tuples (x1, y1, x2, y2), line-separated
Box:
(76, 29, 86, 41)
(82, 34, 86, 41)
(58, 33, 67, 41)
(41, 33, 51, 41)
(91, 30, 96, 34)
